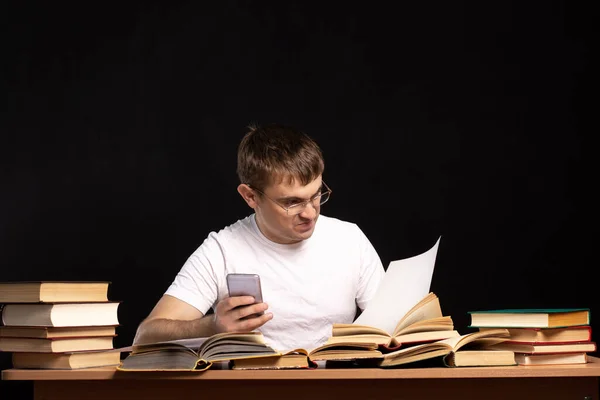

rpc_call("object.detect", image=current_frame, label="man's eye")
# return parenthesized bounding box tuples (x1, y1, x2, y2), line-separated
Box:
(284, 200, 301, 207)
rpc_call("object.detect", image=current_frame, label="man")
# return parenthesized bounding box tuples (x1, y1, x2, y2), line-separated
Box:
(134, 123, 384, 351)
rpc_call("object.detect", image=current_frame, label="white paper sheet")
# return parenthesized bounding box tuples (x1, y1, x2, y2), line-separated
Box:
(353, 236, 441, 334)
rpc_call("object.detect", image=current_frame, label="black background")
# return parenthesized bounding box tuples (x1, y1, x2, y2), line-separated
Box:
(1, 1, 595, 398)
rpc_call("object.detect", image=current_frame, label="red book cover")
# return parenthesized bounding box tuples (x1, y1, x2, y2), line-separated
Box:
(499, 326, 592, 344)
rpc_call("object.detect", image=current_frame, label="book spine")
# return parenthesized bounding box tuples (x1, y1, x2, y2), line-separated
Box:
(0, 304, 4, 327)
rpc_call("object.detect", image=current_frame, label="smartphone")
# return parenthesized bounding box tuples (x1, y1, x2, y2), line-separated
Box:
(226, 273, 264, 317)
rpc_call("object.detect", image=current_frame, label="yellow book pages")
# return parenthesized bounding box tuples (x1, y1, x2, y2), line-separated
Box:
(392, 293, 443, 336)
(332, 324, 390, 337)
(326, 334, 393, 346)
(232, 353, 310, 370)
(393, 316, 454, 336)
(444, 350, 517, 367)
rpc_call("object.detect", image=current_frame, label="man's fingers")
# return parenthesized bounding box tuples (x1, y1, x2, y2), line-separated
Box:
(237, 312, 273, 331)
(233, 303, 268, 320)
(225, 295, 257, 310)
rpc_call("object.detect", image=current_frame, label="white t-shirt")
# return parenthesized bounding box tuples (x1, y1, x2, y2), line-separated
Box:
(165, 214, 384, 351)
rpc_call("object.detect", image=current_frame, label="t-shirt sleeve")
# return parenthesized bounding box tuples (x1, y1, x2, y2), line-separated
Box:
(354, 225, 385, 311)
(164, 232, 224, 315)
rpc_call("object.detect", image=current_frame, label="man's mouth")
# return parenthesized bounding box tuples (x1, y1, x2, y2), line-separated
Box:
(296, 220, 314, 231)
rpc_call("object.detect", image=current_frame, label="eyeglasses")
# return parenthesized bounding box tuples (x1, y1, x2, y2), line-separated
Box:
(249, 181, 332, 216)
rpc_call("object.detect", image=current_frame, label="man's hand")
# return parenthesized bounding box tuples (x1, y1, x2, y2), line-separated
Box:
(214, 296, 273, 333)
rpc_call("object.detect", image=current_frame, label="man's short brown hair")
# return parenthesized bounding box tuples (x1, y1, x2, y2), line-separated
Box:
(237, 123, 325, 191)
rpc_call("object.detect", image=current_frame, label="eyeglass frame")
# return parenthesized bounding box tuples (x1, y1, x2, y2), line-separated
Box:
(248, 181, 332, 216)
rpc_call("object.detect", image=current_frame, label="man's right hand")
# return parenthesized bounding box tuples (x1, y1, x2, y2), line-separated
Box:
(213, 296, 273, 333)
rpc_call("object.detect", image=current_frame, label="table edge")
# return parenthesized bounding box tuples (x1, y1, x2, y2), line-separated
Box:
(3, 356, 600, 381)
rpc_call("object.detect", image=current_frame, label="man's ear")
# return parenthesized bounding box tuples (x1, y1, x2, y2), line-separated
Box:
(237, 184, 259, 209)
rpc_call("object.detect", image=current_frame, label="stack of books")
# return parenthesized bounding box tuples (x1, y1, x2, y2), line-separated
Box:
(468, 308, 595, 365)
(0, 281, 121, 369)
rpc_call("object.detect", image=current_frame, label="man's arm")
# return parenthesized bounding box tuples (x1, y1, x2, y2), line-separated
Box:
(133, 294, 273, 345)
(133, 295, 213, 344)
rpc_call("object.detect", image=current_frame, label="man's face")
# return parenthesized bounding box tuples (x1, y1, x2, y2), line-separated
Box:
(254, 176, 323, 244)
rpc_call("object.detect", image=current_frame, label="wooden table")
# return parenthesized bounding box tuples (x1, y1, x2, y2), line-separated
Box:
(3, 356, 600, 400)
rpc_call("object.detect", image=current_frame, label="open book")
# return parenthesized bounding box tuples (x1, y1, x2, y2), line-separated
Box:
(379, 328, 511, 367)
(353, 237, 441, 333)
(232, 342, 382, 370)
(117, 332, 279, 371)
(330, 237, 455, 350)
(328, 292, 458, 350)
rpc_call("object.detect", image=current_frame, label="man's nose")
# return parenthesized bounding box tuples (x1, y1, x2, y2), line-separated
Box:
(299, 202, 318, 219)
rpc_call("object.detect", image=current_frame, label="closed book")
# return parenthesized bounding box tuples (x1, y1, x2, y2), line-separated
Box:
(12, 350, 121, 369)
(1, 302, 120, 327)
(0, 326, 117, 339)
(515, 353, 588, 365)
(0, 336, 115, 353)
(468, 308, 590, 328)
(487, 341, 596, 354)
(443, 350, 517, 367)
(0, 282, 110, 303)
(478, 326, 592, 344)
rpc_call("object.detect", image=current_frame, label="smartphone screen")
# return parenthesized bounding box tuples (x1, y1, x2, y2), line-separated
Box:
(226, 273, 264, 303)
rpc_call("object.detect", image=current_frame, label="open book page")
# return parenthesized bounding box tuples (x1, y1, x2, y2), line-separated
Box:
(395, 316, 454, 336)
(130, 332, 265, 354)
(434, 328, 510, 351)
(331, 325, 390, 337)
(354, 237, 441, 334)
(380, 328, 510, 364)
(308, 342, 382, 361)
(335, 293, 444, 337)
(392, 293, 444, 336)
(326, 334, 394, 346)
(131, 337, 209, 354)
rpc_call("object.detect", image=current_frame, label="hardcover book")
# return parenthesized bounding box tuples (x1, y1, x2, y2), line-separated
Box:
(468, 309, 590, 328)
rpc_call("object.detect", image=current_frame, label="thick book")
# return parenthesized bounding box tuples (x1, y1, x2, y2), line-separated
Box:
(478, 326, 592, 344)
(378, 328, 510, 367)
(330, 292, 458, 350)
(468, 308, 590, 328)
(442, 350, 517, 367)
(514, 352, 588, 365)
(117, 332, 280, 371)
(0, 281, 110, 303)
(232, 352, 314, 370)
(12, 350, 121, 369)
(0, 326, 117, 339)
(0, 336, 115, 352)
(1, 302, 120, 327)
(486, 341, 597, 354)
(232, 342, 383, 370)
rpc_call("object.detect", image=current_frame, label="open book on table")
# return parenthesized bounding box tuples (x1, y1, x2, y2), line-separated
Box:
(329, 292, 458, 350)
(232, 342, 382, 370)
(379, 328, 511, 367)
(117, 332, 279, 371)
(331, 237, 456, 351)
